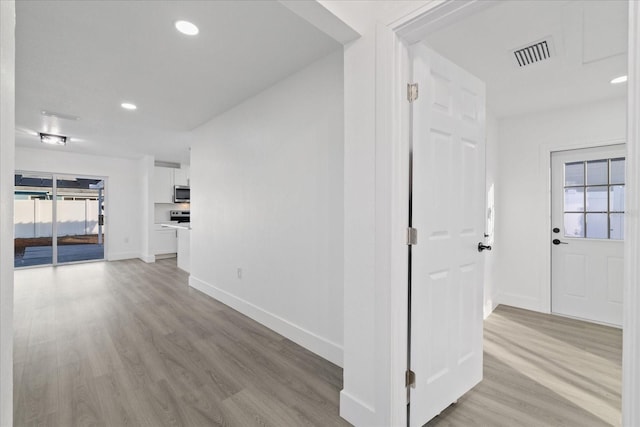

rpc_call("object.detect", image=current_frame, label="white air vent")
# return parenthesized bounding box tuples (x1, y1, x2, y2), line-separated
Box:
(40, 110, 80, 121)
(511, 37, 555, 68)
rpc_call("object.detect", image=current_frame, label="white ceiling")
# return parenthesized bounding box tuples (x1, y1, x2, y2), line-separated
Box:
(15, 0, 341, 163)
(425, 0, 628, 118)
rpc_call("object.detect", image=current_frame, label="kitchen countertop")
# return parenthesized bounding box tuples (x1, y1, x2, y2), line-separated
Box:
(160, 222, 191, 230)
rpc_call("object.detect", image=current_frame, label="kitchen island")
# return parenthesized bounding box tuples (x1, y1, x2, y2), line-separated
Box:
(161, 223, 190, 273)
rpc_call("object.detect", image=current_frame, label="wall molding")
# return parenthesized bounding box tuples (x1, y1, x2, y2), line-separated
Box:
(496, 292, 544, 313)
(138, 254, 156, 263)
(623, 1, 640, 425)
(0, 1, 15, 425)
(339, 390, 376, 426)
(107, 251, 141, 262)
(189, 275, 343, 367)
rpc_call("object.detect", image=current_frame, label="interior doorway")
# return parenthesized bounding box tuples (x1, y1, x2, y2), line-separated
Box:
(14, 171, 106, 267)
(404, 0, 628, 425)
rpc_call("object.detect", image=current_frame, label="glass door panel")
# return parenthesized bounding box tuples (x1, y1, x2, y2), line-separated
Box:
(14, 172, 54, 267)
(55, 175, 105, 264)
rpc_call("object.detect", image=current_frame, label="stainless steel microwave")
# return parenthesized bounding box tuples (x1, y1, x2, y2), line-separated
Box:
(174, 185, 190, 203)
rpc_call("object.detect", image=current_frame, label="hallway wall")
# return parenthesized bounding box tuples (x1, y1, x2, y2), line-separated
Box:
(189, 51, 344, 366)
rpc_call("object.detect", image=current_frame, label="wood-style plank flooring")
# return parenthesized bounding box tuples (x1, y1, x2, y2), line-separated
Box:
(14, 259, 349, 426)
(14, 259, 623, 426)
(427, 305, 622, 427)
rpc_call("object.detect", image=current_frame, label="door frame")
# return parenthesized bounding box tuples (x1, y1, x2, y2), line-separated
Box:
(14, 169, 109, 267)
(543, 138, 626, 315)
(548, 143, 626, 326)
(377, 1, 640, 425)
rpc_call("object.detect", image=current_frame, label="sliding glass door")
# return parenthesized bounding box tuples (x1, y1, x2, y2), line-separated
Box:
(14, 172, 54, 267)
(55, 175, 106, 264)
(14, 172, 106, 268)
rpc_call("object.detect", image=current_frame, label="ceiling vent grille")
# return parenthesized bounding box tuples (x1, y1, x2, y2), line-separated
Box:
(512, 38, 554, 68)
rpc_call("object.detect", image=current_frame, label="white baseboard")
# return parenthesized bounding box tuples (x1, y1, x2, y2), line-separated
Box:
(339, 390, 376, 426)
(189, 276, 343, 367)
(139, 254, 156, 263)
(107, 251, 140, 261)
(496, 292, 545, 313)
(483, 296, 499, 319)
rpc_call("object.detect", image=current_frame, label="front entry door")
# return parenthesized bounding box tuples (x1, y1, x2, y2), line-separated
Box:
(551, 145, 625, 326)
(409, 43, 487, 426)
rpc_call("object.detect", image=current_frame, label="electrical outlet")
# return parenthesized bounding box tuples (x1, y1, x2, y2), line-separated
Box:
(237, 268, 242, 279)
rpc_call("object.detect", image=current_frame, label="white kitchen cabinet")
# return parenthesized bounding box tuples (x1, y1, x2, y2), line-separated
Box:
(153, 166, 189, 203)
(174, 167, 190, 187)
(152, 225, 177, 255)
(153, 166, 174, 203)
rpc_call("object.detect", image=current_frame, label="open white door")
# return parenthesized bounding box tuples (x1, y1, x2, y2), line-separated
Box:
(551, 145, 625, 326)
(409, 43, 486, 427)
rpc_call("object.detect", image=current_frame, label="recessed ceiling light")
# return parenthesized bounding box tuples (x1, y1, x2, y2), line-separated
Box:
(611, 75, 628, 84)
(175, 20, 199, 36)
(39, 132, 67, 146)
(121, 102, 137, 110)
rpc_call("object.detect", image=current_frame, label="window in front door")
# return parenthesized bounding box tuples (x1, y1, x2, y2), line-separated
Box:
(563, 157, 625, 240)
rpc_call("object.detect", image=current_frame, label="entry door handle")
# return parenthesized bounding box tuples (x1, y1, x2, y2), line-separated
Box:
(478, 242, 492, 252)
(552, 239, 568, 245)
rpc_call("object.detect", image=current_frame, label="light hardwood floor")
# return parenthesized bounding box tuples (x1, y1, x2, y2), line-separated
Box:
(14, 259, 349, 426)
(426, 305, 622, 427)
(14, 260, 622, 426)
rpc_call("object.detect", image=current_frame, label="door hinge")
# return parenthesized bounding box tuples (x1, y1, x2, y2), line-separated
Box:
(407, 83, 419, 103)
(407, 227, 418, 245)
(406, 369, 416, 388)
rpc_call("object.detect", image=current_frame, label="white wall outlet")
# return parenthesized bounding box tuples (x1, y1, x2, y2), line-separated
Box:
(237, 268, 242, 279)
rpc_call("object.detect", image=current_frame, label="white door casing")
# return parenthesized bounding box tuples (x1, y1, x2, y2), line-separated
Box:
(551, 145, 625, 327)
(410, 43, 486, 427)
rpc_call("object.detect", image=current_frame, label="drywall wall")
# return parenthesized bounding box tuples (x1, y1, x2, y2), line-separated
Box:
(317, 2, 436, 425)
(188, 51, 344, 366)
(15, 147, 145, 261)
(0, 1, 15, 425)
(138, 155, 155, 263)
(495, 97, 627, 311)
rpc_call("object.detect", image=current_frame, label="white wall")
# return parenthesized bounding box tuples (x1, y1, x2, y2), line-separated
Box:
(188, 51, 344, 365)
(495, 97, 627, 311)
(15, 147, 145, 261)
(316, 2, 436, 425)
(139, 155, 155, 263)
(0, 1, 14, 425)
